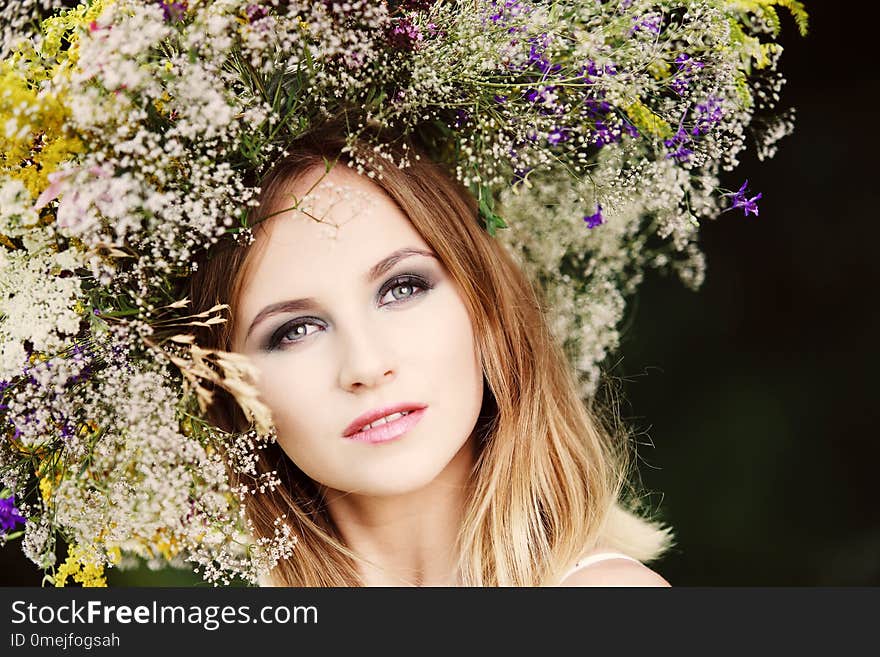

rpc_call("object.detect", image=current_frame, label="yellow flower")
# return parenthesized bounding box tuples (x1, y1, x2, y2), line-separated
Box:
(36, 453, 62, 507)
(106, 545, 122, 566)
(624, 100, 673, 140)
(54, 544, 108, 588)
(648, 60, 671, 81)
(0, 0, 112, 198)
(38, 477, 54, 507)
(151, 530, 182, 561)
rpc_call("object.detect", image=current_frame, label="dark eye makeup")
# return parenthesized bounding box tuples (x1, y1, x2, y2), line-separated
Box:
(262, 272, 435, 351)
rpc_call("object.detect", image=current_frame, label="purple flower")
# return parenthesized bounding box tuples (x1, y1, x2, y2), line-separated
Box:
(523, 85, 557, 110)
(674, 54, 692, 66)
(692, 96, 724, 135)
(523, 33, 561, 75)
(581, 60, 618, 81)
(671, 76, 689, 96)
(0, 495, 26, 534)
(387, 18, 423, 50)
(629, 14, 662, 36)
(157, 0, 187, 22)
(670, 54, 705, 95)
(547, 127, 569, 145)
(512, 166, 533, 185)
(400, 0, 437, 10)
(493, 94, 507, 104)
(245, 4, 268, 22)
(583, 204, 604, 229)
(664, 126, 693, 163)
(592, 121, 619, 147)
(725, 180, 762, 216)
(486, 0, 529, 26)
(527, 47, 560, 74)
(583, 97, 612, 118)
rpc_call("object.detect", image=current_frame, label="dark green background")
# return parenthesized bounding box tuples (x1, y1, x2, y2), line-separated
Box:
(616, 1, 879, 585)
(2, 1, 876, 586)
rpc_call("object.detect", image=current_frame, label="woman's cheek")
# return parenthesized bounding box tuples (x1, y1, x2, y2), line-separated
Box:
(254, 357, 319, 439)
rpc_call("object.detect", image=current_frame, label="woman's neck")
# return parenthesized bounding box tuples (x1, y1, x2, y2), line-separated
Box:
(324, 435, 478, 586)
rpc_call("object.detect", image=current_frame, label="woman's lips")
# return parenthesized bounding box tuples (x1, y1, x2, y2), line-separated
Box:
(343, 408, 427, 444)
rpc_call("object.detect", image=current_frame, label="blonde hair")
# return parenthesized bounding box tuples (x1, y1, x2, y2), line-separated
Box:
(186, 120, 674, 586)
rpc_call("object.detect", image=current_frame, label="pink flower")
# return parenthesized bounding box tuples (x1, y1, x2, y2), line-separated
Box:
(33, 165, 113, 232)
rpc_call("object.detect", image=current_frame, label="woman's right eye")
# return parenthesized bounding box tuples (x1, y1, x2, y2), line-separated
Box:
(268, 320, 323, 350)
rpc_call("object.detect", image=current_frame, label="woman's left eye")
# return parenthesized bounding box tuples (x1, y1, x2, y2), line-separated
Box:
(379, 275, 431, 306)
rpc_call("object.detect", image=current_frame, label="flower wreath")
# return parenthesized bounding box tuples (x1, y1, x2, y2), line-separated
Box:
(0, 0, 807, 586)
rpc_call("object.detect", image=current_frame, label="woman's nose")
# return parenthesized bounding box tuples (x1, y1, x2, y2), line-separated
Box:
(337, 325, 397, 392)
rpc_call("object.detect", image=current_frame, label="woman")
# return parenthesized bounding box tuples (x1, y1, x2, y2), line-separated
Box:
(187, 121, 673, 586)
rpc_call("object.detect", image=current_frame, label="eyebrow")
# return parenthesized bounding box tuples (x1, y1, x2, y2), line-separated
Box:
(244, 247, 438, 341)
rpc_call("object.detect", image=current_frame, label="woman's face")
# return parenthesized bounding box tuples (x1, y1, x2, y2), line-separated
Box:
(232, 164, 484, 496)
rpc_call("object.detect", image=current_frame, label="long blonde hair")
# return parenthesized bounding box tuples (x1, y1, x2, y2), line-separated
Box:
(186, 120, 674, 586)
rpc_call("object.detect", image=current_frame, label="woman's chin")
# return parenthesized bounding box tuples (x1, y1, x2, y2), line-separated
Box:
(326, 455, 461, 499)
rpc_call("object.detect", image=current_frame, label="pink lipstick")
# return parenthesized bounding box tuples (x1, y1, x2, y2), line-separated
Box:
(343, 407, 427, 444)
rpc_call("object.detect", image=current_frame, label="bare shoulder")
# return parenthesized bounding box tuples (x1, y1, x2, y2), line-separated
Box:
(560, 555, 671, 587)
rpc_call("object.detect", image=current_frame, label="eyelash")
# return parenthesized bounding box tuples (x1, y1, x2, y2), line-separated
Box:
(264, 274, 433, 351)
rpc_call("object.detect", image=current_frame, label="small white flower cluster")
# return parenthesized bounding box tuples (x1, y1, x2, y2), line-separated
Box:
(0, 0, 804, 585)
(0, 228, 87, 381)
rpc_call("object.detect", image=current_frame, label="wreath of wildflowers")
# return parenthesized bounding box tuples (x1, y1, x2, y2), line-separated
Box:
(0, 0, 808, 586)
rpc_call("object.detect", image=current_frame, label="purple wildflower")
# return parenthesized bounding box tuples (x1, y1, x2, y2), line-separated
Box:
(583, 97, 612, 117)
(512, 166, 533, 185)
(522, 33, 561, 75)
(670, 54, 705, 95)
(245, 4, 268, 22)
(486, 0, 529, 27)
(671, 76, 689, 96)
(583, 204, 604, 229)
(493, 94, 507, 104)
(629, 14, 662, 36)
(581, 60, 618, 81)
(157, 0, 187, 22)
(400, 0, 437, 10)
(387, 18, 423, 51)
(725, 180, 762, 216)
(523, 85, 558, 110)
(592, 120, 619, 147)
(0, 495, 26, 534)
(692, 96, 724, 135)
(527, 46, 561, 74)
(547, 127, 569, 145)
(664, 126, 693, 162)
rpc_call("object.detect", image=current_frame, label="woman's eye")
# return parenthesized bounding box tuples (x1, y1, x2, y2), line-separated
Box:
(272, 321, 322, 349)
(379, 276, 429, 306)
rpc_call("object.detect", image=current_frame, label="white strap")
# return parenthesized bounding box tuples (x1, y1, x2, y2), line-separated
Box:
(561, 551, 641, 581)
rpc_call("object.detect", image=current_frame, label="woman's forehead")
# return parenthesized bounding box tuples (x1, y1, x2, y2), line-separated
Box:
(253, 166, 426, 266)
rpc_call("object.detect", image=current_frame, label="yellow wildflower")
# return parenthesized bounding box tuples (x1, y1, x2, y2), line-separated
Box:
(54, 544, 108, 587)
(624, 100, 673, 140)
(648, 60, 671, 81)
